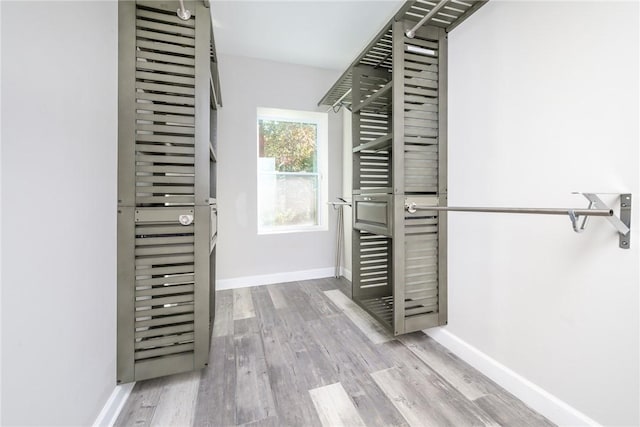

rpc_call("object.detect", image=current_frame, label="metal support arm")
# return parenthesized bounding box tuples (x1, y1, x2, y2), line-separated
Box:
(405, 193, 632, 249)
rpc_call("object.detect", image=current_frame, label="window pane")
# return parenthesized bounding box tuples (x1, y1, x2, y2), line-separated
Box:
(258, 120, 317, 173)
(258, 173, 318, 228)
(257, 108, 327, 233)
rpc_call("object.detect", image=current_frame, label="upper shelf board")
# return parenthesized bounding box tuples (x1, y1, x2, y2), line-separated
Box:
(318, 0, 488, 108)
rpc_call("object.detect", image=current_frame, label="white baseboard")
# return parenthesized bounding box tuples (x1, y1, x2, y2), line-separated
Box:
(424, 328, 600, 427)
(93, 382, 135, 427)
(340, 267, 352, 281)
(217, 267, 335, 290)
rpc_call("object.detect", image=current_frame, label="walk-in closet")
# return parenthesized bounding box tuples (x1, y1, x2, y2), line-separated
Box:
(2, 0, 637, 426)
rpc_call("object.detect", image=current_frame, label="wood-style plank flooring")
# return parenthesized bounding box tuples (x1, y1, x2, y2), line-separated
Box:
(116, 278, 554, 427)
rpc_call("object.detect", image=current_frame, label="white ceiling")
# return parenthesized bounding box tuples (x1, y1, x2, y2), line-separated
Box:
(210, 1, 404, 71)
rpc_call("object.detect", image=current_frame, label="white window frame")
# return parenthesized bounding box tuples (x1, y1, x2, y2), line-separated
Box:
(257, 107, 328, 235)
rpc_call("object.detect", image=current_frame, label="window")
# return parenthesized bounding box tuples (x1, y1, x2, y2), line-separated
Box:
(257, 107, 328, 234)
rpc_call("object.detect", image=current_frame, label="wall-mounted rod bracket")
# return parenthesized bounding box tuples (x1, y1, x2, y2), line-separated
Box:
(579, 193, 631, 249)
(405, 192, 632, 249)
(328, 198, 352, 210)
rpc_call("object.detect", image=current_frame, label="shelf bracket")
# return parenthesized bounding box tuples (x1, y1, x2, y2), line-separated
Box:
(580, 193, 631, 249)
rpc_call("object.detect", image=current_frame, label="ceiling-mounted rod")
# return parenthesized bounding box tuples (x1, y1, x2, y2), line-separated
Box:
(406, 0, 450, 38)
(177, 0, 191, 20)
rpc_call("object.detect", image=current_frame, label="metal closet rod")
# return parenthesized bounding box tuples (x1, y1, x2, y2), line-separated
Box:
(406, 0, 450, 38)
(405, 204, 612, 217)
(405, 192, 632, 249)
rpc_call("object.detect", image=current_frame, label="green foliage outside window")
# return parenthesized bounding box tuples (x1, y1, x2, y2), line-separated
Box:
(259, 120, 317, 172)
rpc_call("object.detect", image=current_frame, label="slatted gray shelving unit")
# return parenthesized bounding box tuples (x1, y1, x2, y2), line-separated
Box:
(319, 0, 486, 335)
(117, 0, 222, 383)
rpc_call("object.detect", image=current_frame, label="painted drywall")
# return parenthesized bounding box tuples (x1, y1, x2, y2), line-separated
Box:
(0, 3, 4, 423)
(216, 54, 343, 283)
(446, 1, 639, 425)
(1, 2, 117, 425)
(211, 0, 403, 70)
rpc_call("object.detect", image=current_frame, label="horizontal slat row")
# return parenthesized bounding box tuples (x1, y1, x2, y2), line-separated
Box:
(358, 151, 391, 190)
(359, 232, 391, 289)
(359, 27, 394, 70)
(135, 303, 194, 319)
(136, 5, 196, 28)
(404, 213, 439, 318)
(136, 29, 195, 47)
(136, 18, 196, 38)
(359, 296, 394, 323)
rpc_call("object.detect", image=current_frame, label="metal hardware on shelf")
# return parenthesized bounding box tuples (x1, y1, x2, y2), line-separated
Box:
(177, 0, 191, 20)
(405, 193, 632, 248)
(619, 194, 632, 248)
(328, 200, 352, 208)
(326, 88, 353, 113)
(579, 193, 632, 248)
(579, 193, 630, 233)
(179, 214, 194, 225)
(328, 202, 352, 207)
(568, 209, 589, 233)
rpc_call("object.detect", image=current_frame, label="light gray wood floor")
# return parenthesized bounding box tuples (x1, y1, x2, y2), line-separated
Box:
(116, 278, 554, 427)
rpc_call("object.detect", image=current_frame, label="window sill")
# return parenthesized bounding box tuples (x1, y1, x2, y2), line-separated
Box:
(258, 225, 328, 235)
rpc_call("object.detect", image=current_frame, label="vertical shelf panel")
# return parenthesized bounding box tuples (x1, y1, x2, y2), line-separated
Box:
(397, 23, 444, 334)
(350, 19, 447, 337)
(117, 0, 216, 383)
(437, 27, 448, 326)
(320, 0, 488, 337)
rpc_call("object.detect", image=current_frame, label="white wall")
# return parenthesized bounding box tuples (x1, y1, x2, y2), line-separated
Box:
(1, 2, 117, 425)
(0, 2, 3, 422)
(216, 54, 343, 285)
(446, 1, 639, 425)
